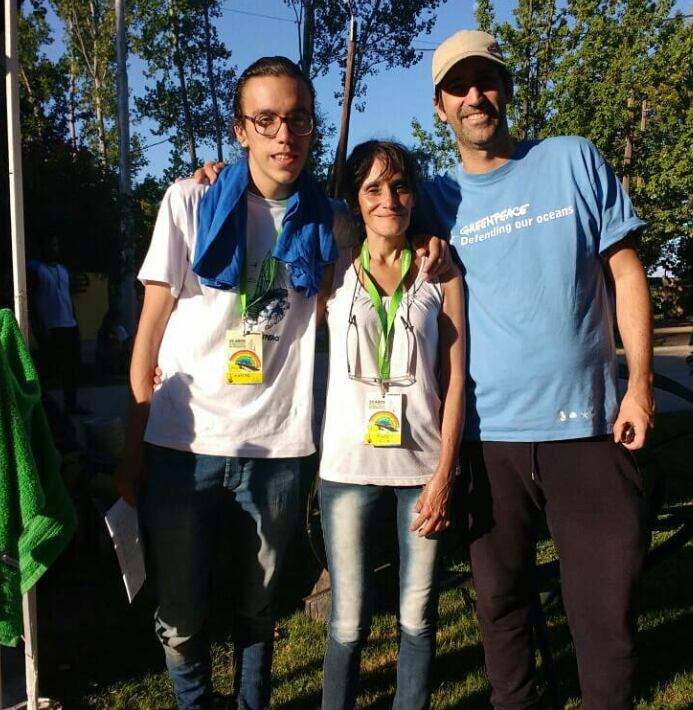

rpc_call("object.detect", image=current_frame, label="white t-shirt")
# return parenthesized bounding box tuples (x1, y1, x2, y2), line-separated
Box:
(319, 247, 445, 486)
(138, 180, 354, 458)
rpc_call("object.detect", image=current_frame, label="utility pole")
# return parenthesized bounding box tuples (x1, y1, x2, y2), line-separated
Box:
(330, 2, 357, 198)
(300, 0, 315, 78)
(115, 0, 136, 333)
(623, 96, 650, 194)
(622, 95, 635, 194)
(636, 99, 648, 190)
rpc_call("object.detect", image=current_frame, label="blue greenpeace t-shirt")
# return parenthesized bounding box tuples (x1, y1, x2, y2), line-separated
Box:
(414, 137, 645, 442)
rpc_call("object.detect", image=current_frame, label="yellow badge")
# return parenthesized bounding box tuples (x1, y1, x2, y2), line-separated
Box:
(364, 393, 402, 447)
(226, 330, 263, 384)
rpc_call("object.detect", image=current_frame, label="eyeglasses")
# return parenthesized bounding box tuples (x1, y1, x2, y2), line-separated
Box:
(240, 111, 314, 137)
(346, 314, 417, 388)
(345, 268, 418, 389)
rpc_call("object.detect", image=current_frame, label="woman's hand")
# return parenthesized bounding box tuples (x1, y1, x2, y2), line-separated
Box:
(410, 472, 455, 537)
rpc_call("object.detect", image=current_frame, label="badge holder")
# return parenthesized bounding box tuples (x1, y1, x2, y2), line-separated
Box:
(226, 328, 263, 384)
(364, 391, 402, 447)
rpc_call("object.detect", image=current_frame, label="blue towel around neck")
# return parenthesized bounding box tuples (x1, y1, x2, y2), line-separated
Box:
(192, 158, 336, 297)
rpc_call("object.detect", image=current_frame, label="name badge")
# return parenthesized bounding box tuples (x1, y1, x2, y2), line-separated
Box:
(364, 392, 402, 447)
(226, 330, 263, 384)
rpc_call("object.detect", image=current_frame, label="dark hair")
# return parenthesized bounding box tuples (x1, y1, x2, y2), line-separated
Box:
(232, 56, 316, 127)
(342, 141, 420, 211)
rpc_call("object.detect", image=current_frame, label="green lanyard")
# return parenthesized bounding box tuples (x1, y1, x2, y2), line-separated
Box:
(359, 241, 412, 381)
(239, 227, 282, 322)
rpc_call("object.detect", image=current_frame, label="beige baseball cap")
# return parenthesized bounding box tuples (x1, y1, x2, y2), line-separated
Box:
(432, 30, 507, 86)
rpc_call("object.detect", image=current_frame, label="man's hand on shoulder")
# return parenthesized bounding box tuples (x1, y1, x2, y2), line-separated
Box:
(412, 234, 453, 281)
(190, 160, 226, 185)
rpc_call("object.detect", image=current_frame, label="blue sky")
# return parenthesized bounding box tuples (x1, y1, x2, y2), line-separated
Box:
(45, 0, 517, 178)
(44, 0, 691, 180)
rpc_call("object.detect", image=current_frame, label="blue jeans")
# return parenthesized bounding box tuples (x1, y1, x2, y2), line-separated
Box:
(140, 445, 302, 710)
(320, 479, 442, 710)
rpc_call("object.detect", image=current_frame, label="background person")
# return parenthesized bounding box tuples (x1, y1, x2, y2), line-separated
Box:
(27, 234, 89, 415)
(318, 141, 465, 710)
(413, 30, 654, 709)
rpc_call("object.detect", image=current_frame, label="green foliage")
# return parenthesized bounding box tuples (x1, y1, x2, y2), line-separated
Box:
(547, 0, 692, 270)
(50, 0, 118, 164)
(133, 0, 237, 176)
(496, 0, 568, 139)
(299, 0, 446, 110)
(474, 0, 497, 32)
(18, 0, 70, 145)
(410, 115, 457, 178)
(306, 106, 337, 184)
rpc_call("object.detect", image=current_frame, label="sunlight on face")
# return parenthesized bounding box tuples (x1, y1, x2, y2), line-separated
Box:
(355, 158, 415, 241)
(233, 75, 313, 200)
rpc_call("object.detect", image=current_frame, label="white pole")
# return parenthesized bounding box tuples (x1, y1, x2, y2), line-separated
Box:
(5, 1, 39, 708)
(6, 0, 28, 337)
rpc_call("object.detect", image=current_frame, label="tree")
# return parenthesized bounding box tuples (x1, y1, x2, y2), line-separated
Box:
(474, 0, 496, 32)
(547, 0, 691, 270)
(285, 0, 446, 183)
(16, 0, 69, 146)
(51, 0, 116, 164)
(310, 0, 444, 109)
(133, 0, 237, 176)
(410, 116, 456, 178)
(495, 0, 567, 140)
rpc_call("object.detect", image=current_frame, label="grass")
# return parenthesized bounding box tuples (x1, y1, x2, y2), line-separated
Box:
(42, 412, 693, 709)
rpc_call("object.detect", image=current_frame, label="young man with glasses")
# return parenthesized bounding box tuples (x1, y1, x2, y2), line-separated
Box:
(117, 57, 349, 710)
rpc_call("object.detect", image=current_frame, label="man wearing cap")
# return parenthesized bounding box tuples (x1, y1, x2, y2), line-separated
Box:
(413, 30, 653, 710)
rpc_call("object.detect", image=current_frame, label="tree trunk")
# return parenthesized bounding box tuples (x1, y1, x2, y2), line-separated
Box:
(68, 38, 78, 153)
(93, 76, 108, 163)
(202, 3, 223, 162)
(168, 0, 197, 171)
(89, 0, 108, 163)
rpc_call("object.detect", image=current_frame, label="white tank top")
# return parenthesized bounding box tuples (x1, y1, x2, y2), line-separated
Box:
(319, 247, 445, 486)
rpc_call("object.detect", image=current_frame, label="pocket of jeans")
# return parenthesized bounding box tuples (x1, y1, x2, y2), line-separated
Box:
(614, 442, 645, 494)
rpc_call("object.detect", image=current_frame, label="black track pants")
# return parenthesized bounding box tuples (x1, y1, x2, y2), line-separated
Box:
(463, 437, 649, 710)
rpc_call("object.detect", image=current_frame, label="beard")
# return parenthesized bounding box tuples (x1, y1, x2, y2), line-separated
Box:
(451, 99, 509, 151)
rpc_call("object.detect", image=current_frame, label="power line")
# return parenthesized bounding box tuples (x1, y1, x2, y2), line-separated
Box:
(219, 6, 296, 24)
(139, 137, 172, 152)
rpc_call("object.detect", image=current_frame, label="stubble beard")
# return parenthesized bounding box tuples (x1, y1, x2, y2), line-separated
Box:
(452, 108, 510, 153)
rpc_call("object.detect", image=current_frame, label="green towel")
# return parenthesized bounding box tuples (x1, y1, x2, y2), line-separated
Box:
(0, 309, 77, 646)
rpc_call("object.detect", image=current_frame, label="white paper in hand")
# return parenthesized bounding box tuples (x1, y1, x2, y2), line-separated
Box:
(104, 497, 146, 603)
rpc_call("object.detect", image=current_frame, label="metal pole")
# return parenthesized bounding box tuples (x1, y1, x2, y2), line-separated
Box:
(330, 11, 357, 198)
(5, 1, 39, 709)
(115, 0, 136, 334)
